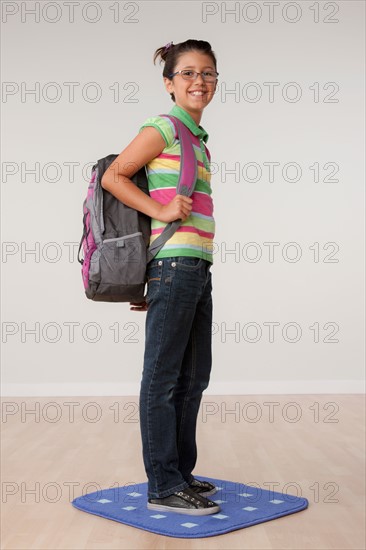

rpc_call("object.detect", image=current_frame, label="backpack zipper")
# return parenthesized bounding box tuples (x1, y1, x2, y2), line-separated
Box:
(102, 231, 142, 244)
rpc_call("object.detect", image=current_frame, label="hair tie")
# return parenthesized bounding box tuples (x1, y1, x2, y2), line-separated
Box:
(164, 41, 173, 53)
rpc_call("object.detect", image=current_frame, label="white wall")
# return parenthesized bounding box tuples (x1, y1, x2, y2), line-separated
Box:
(1, 1, 364, 395)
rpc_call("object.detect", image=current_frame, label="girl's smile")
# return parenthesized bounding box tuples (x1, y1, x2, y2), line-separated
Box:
(188, 89, 208, 98)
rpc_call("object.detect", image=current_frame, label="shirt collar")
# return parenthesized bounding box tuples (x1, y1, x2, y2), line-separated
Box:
(168, 104, 209, 143)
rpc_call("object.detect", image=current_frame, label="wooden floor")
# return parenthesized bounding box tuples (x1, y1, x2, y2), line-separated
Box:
(1, 395, 365, 549)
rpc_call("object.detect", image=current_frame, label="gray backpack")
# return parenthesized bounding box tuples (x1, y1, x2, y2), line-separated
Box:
(77, 115, 197, 303)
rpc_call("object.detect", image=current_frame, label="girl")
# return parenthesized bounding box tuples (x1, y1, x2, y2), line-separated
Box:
(102, 39, 219, 516)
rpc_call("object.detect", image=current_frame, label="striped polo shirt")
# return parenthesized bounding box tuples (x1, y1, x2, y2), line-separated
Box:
(138, 104, 215, 263)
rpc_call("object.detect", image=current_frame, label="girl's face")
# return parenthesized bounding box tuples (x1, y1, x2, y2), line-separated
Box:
(163, 50, 217, 118)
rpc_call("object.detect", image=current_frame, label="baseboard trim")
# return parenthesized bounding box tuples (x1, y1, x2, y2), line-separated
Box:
(1, 380, 364, 396)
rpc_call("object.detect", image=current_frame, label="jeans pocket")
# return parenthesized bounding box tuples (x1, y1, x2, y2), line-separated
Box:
(145, 262, 163, 304)
(174, 256, 204, 271)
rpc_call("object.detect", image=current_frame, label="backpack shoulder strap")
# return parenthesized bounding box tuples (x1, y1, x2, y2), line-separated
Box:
(158, 114, 197, 197)
(146, 114, 198, 262)
(158, 114, 178, 141)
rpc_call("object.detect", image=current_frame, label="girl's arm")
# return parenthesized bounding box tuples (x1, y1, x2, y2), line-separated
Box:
(101, 127, 192, 223)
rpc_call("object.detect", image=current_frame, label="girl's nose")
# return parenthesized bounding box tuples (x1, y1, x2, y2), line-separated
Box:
(195, 72, 205, 84)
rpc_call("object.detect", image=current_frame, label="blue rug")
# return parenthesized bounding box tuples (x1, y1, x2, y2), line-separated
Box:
(71, 475, 309, 538)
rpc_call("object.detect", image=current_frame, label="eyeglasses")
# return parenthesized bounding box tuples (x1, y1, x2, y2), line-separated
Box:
(168, 69, 219, 83)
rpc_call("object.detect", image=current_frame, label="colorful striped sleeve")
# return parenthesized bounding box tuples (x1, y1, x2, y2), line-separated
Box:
(138, 116, 176, 149)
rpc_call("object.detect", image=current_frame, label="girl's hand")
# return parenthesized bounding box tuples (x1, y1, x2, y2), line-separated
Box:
(130, 300, 148, 312)
(157, 194, 193, 223)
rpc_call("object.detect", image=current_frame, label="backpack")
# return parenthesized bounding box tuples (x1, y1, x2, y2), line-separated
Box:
(77, 115, 198, 303)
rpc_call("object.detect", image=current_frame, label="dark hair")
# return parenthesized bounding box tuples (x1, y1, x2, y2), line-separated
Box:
(153, 39, 218, 102)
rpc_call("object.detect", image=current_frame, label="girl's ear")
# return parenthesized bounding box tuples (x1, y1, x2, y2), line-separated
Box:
(163, 77, 174, 95)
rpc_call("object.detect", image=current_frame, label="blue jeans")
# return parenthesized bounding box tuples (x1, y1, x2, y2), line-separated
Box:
(139, 256, 213, 499)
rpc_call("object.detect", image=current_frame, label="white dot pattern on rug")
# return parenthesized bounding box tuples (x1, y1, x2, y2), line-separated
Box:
(72, 476, 309, 539)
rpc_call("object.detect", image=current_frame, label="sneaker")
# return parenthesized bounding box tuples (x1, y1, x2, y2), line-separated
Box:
(188, 478, 217, 497)
(147, 487, 220, 516)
